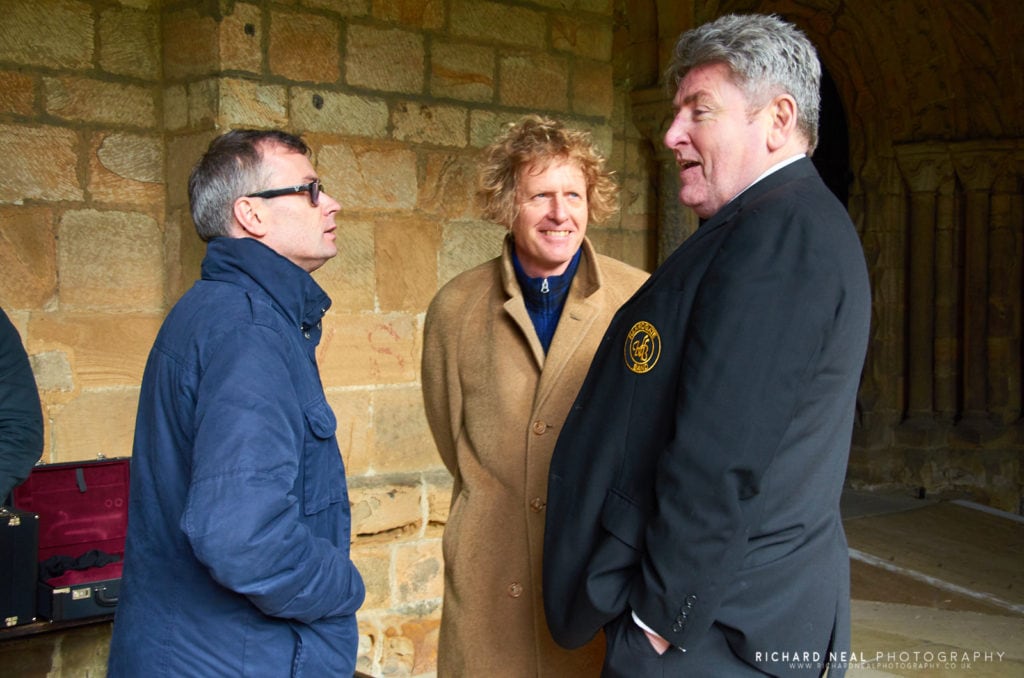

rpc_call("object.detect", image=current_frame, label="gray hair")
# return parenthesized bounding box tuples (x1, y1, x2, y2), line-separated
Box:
(188, 129, 310, 241)
(666, 14, 821, 153)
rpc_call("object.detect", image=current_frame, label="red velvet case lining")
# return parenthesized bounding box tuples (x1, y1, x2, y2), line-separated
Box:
(13, 459, 129, 586)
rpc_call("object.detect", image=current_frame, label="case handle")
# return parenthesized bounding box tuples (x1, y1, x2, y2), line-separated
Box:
(94, 587, 119, 607)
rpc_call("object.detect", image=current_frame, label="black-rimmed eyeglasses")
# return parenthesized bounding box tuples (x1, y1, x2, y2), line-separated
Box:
(246, 179, 323, 207)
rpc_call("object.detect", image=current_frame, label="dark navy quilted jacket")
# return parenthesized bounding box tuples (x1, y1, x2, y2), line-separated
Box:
(109, 237, 364, 677)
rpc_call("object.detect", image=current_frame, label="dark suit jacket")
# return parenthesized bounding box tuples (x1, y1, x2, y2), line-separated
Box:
(543, 158, 870, 675)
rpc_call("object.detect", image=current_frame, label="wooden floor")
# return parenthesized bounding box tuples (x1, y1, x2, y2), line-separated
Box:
(842, 492, 1024, 677)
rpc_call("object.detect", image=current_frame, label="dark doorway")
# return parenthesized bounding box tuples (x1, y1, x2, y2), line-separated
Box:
(813, 67, 851, 206)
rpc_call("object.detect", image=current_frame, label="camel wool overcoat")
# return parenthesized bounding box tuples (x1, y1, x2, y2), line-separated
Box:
(422, 236, 648, 677)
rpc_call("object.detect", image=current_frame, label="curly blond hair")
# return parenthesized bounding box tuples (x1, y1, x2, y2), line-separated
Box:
(478, 115, 618, 228)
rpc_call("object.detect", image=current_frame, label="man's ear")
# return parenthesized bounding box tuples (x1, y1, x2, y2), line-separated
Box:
(233, 196, 267, 238)
(766, 94, 798, 152)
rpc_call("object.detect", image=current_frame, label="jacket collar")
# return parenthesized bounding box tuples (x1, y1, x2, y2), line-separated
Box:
(201, 237, 332, 333)
(499, 234, 604, 369)
(511, 248, 581, 306)
(651, 157, 818, 276)
(500, 234, 602, 301)
(699, 156, 816, 233)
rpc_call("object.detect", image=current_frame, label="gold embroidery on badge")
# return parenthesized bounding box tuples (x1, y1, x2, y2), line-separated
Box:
(624, 321, 661, 374)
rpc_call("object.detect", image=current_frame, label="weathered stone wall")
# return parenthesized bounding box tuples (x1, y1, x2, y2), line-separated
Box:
(0, 0, 653, 675)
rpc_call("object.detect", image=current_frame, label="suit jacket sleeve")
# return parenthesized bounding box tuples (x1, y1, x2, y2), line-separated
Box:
(629, 205, 846, 649)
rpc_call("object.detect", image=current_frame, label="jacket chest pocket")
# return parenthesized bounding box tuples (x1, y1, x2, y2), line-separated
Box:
(301, 398, 346, 516)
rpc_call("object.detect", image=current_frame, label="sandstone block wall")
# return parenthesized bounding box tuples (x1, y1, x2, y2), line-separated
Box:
(0, 1, 653, 675)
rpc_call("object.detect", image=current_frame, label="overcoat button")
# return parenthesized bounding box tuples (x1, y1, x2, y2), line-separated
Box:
(530, 497, 546, 512)
(507, 582, 523, 598)
(532, 421, 547, 435)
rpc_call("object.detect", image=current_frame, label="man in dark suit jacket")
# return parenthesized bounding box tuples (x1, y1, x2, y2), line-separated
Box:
(543, 14, 870, 677)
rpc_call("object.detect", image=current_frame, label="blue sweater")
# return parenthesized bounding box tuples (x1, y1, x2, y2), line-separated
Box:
(512, 249, 582, 353)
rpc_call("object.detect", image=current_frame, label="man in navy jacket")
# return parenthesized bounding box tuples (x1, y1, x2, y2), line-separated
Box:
(109, 130, 364, 677)
(543, 14, 870, 677)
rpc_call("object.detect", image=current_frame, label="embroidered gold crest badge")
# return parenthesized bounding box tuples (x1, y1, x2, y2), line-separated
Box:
(624, 321, 661, 374)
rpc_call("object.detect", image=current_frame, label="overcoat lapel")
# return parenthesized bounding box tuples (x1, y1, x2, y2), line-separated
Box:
(535, 238, 603, 411)
(536, 292, 598, 410)
(500, 237, 547, 370)
(499, 236, 605, 398)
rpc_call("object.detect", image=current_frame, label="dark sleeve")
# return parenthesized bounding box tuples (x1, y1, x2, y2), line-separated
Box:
(628, 208, 840, 648)
(0, 308, 44, 500)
